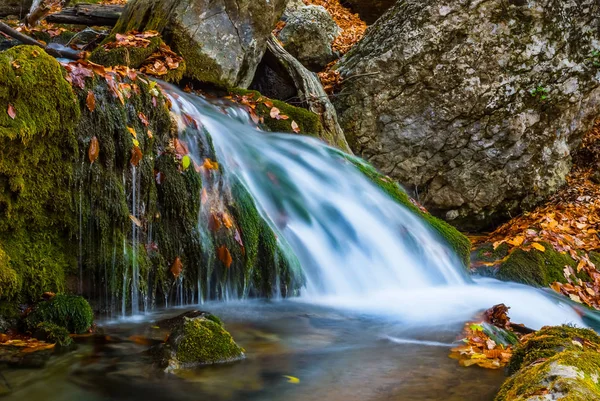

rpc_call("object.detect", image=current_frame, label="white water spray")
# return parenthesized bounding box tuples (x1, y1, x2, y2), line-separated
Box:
(163, 85, 587, 330)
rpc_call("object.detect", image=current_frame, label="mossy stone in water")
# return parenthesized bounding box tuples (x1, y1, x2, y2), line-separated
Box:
(32, 322, 74, 348)
(162, 313, 244, 370)
(497, 325, 600, 401)
(25, 295, 93, 334)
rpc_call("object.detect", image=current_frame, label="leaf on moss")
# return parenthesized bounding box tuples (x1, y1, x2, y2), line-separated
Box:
(217, 245, 233, 268)
(170, 257, 183, 278)
(7, 104, 16, 119)
(291, 120, 300, 133)
(531, 243, 545, 252)
(88, 136, 99, 164)
(130, 145, 142, 166)
(86, 91, 96, 112)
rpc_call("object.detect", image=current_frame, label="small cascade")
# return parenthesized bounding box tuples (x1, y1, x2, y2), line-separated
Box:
(130, 165, 140, 315)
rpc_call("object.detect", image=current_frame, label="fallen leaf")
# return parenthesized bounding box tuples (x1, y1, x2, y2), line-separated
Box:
(531, 243, 545, 252)
(127, 126, 137, 138)
(170, 257, 183, 278)
(283, 375, 300, 384)
(222, 212, 233, 229)
(182, 155, 191, 170)
(7, 104, 16, 119)
(88, 136, 99, 164)
(138, 112, 149, 126)
(270, 107, 280, 119)
(86, 91, 96, 112)
(217, 245, 233, 268)
(129, 214, 142, 227)
(291, 120, 300, 133)
(130, 145, 143, 166)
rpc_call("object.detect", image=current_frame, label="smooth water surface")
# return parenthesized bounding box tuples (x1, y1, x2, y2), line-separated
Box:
(1, 302, 505, 401)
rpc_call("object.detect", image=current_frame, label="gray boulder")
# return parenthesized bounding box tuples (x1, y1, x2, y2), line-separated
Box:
(113, 0, 288, 88)
(279, 4, 340, 71)
(334, 0, 600, 230)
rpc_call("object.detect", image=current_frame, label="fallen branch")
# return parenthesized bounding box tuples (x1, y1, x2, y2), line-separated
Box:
(46, 3, 123, 26)
(266, 34, 352, 153)
(0, 21, 82, 59)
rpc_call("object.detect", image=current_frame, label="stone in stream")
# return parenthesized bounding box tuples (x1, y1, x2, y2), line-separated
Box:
(278, 4, 341, 71)
(334, 0, 600, 230)
(112, 0, 288, 88)
(496, 325, 600, 401)
(153, 311, 245, 371)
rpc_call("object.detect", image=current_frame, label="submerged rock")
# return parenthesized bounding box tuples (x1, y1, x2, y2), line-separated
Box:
(156, 311, 244, 371)
(335, 0, 600, 230)
(112, 0, 288, 87)
(278, 5, 340, 71)
(497, 326, 600, 401)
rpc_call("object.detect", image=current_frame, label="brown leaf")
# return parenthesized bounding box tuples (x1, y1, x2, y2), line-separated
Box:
(86, 91, 96, 112)
(170, 257, 183, 278)
(217, 245, 233, 268)
(7, 104, 16, 119)
(88, 136, 99, 164)
(291, 120, 300, 133)
(129, 214, 142, 227)
(130, 145, 143, 166)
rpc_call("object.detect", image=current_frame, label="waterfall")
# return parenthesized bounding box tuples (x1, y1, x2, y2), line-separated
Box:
(159, 84, 587, 330)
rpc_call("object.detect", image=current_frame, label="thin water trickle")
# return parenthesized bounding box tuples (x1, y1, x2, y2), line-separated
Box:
(160, 84, 587, 330)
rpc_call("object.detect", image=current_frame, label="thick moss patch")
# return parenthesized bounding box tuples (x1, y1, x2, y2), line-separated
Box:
(167, 315, 244, 367)
(32, 322, 74, 347)
(25, 294, 93, 334)
(497, 326, 600, 401)
(229, 88, 325, 137)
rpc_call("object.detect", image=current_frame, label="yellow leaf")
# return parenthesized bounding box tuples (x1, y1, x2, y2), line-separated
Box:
(127, 126, 137, 138)
(569, 294, 582, 304)
(283, 375, 300, 384)
(507, 236, 524, 247)
(531, 243, 545, 252)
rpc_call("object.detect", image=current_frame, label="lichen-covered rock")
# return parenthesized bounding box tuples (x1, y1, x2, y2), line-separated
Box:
(497, 326, 600, 401)
(279, 5, 340, 71)
(341, 0, 396, 25)
(157, 311, 244, 371)
(25, 295, 93, 334)
(334, 0, 600, 230)
(113, 0, 288, 87)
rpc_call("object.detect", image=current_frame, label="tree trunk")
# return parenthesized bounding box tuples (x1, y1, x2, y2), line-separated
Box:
(46, 3, 123, 26)
(266, 34, 351, 153)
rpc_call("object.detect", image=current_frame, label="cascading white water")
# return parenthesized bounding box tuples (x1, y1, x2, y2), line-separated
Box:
(163, 84, 589, 330)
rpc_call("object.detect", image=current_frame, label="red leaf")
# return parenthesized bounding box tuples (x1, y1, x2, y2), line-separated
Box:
(7, 104, 15, 119)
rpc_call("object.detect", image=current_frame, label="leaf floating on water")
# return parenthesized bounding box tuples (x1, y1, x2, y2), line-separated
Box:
(283, 375, 300, 384)
(7, 104, 16, 119)
(171, 257, 183, 278)
(130, 145, 143, 166)
(86, 91, 96, 112)
(129, 214, 142, 227)
(217, 245, 233, 268)
(88, 136, 99, 164)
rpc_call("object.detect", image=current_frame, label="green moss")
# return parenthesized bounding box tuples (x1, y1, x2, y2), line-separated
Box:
(498, 326, 600, 401)
(174, 316, 244, 365)
(0, 246, 20, 300)
(33, 322, 73, 347)
(25, 294, 93, 334)
(345, 155, 471, 267)
(229, 88, 325, 137)
(91, 35, 163, 69)
(495, 243, 579, 287)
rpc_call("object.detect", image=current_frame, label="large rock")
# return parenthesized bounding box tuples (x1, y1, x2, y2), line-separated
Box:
(340, 0, 395, 25)
(334, 0, 600, 230)
(278, 4, 340, 71)
(113, 0, 288, 88)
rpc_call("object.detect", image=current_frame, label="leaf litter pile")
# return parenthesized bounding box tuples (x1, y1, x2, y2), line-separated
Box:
(473, 121, 600, 309)
(450, 304, 531, 369)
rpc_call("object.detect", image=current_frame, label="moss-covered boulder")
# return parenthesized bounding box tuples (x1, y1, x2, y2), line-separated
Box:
(0, 45, 80, 305)
(113, 0, 288, 87)
(473, 243, 590, 287)
(157, 311, 244, 371)
(497, 326, 600, 401)
(25, 295, 93, 334)
(32, 322, 74, 348)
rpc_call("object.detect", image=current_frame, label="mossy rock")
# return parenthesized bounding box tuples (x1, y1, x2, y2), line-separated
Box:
(497, 326, 600, 401)
(229, 88, 326, 137)
(0, 247, 19, 300)
(25, 295, 93, 334)
(474, 243, 588, 287)
(346, 155, 471, 267)
(32, 322, 73, 348)
(159, 312, 244, 370)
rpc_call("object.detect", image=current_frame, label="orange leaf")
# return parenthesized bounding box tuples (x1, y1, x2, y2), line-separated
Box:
(170, 257, 183, 278)
(130, 145, 143, 166)
(127, 126, 137, 138)
(88, 136, 99, 164)
(217, 245, 233, 268)
(222, 212, 233, 229)
(86, 90, 96, 112)
(203, 158, 219, 171)
(291, 120, 300, 133)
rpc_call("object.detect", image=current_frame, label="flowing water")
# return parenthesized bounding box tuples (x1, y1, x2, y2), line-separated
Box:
(3, 84, 597, 400)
